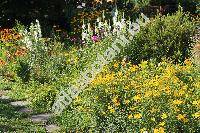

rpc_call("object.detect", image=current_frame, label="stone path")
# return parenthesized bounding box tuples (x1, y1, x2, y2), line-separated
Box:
(0, 95, 10, 100)
(45, 125, 61, 133)
(31, 113, 52, 123)
(10, 101, 29, 107)
(19, 107, 33, 113)
(0, 90, 61, 132)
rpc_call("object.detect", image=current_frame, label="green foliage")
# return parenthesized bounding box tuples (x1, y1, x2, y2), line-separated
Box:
(56, 60, 200, 132)
(29, 84, 58, 113)
(126, 9, 196, 64)
(131, 0, 150, 7)
(55, 109, 96, 131)
(16, 21, 67, 84)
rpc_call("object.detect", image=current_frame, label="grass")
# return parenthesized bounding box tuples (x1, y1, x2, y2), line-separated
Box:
(0, 92, 46, 132)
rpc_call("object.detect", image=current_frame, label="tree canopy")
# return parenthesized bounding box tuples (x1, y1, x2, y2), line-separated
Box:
(0, 0, 198, 29)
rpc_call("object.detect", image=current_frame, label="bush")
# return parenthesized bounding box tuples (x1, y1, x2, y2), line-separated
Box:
(57, 59, 200, 132)
(28, 83, 58, 113)
(126, 8, 196, 64)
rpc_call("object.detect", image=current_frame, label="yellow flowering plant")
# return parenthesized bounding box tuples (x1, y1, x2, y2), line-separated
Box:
(58, 59, 200, 132)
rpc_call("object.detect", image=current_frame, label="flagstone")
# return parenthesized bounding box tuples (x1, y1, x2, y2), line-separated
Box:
(30, 113, 53, 123)
(10, 101, 29, 107)
(45, 124, 61, 132)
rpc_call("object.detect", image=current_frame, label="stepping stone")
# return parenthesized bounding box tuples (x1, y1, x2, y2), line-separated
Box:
(0, 90, 9, 96)
(45, 124, 60, 132)
(0, 95, 10, 100)
(30, 113, 52, 123)
(19, 107, 33, 113)
(10, 101, 29, 107)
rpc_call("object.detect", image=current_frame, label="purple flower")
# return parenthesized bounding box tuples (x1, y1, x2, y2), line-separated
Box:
(91, 35, 99, 42)
(70, 36, 77, 42)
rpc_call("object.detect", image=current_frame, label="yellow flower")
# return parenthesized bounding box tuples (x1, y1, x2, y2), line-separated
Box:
(161, 113, 168, 119)
(128, 114, 133, 119)
(113, 62, 119, 68)
(129, 65, 138, 72)
(118, 71, 123, 77)
(112, 96, 118, 103)
(151, 117, 156, 121)
(172, 77, 179, 84)
(124, 85, 130, 90)
(192, 112, 200, 118)
(112, 96, 120, 106)
(130, 106, 137, 111)
(133, 95, 141, 101)
(134, 113, 142, 119)
(192, 100, 198, 105)
(108, 105, 112, 110)
(94, 96, 98, 100)
(150, 108, 158, 113)
(139, 61, 148, 69)
(177, 114, 188, 122)
(173, 107, 180, 112)
(154, 127, 165, 133)
(173, 100, 183, 105)
(178, 89, 185, 96)
(164, 86, 171, 94)
(102, 111, 106, 115)
(114, 101, 120, 106)
(105, 89, 108, 93)
(153, 129, 158, 133)
(184, 59, 192, 65)
(110, 108, 115, 113)
(108, 105, 115, 113)
(125, 100, 130, 104)
(159, 122, 165, 126)
(144, 91, 152, 97)
(75, 96, 81, 102)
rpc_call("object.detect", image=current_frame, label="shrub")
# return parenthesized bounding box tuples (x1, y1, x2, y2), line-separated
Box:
(28, 83, 58, 113)
(126, 8, 196, 64)
(57, 59, 200, 132)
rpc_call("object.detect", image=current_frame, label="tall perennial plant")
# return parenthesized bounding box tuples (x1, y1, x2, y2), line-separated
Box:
(52, 9, 150, 115)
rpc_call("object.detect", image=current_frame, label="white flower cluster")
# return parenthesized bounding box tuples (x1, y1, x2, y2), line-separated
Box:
(19, 20, 47, 67)
(19, 19, 42, 51)
(82, 8, 149, 42)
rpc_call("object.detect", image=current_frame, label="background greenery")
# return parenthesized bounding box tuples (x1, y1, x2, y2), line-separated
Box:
(0, 0, 199, 32)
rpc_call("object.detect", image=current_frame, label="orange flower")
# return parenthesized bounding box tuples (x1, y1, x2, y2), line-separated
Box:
(14, 50, 25, 57)
(0, 59, 6, 66)
(0, 28, 21, 42)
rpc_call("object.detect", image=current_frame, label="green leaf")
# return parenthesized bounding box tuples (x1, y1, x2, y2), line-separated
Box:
(5, 43, 14, 47)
